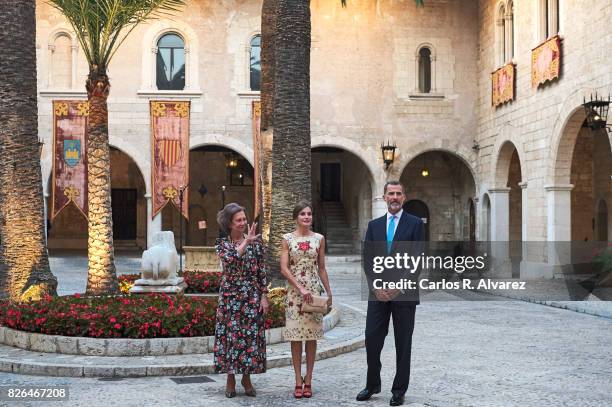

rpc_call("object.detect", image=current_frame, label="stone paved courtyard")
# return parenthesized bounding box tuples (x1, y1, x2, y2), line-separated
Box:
(0, 253, 610, 406)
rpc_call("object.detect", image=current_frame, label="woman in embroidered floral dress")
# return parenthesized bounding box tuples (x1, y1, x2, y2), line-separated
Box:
(215, 203, 269, 398)
(280, 201, 333, 398)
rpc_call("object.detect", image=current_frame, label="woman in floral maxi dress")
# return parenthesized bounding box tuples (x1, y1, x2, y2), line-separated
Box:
(280, 202, 333, 399)
(214, 203, 269, 398)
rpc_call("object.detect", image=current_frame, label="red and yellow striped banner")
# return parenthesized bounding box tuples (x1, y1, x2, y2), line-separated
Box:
(150, 101, 190, 218)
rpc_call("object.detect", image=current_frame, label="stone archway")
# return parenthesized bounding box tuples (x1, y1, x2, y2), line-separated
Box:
(109, 147, 147, 250)
(549, 104, 612, 242)
(46, 146, 147, 251)
(311, 146, 374, 254)
(404, 199, 430, 241)
(493, 141, 523, 274)
(395, 141, 479, 190)
(400, 150, 477, 241)
(162, 145, 255, 248)
(570, 121, 612, 242)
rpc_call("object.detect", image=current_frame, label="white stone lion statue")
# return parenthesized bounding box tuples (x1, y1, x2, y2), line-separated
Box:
(140, 231, 179, 283)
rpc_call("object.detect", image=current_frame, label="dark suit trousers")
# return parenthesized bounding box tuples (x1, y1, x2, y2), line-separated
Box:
(365, 300, 416, 396)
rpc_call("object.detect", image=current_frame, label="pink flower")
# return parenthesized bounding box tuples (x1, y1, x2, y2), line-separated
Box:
(298, 241, 311, 252)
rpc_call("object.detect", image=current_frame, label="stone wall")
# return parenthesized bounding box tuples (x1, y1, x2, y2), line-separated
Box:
(400, 151, 476, 241)
(477, 0, 612, 244)
(35, 0, 480, 246)
(36, 0, 612, 252)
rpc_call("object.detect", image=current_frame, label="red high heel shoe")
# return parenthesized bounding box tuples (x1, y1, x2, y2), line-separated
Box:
(303, 378, 312, 398)
(294, 376, 304, 399)
(294, 384, 303, 399)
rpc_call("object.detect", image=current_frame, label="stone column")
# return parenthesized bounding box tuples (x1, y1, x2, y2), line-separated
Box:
(489, 188, 510, 241)
(71, 44, 78, 89)
(546, 184, 573, 241)
(518, 182, 528, 276)
(184, 47, 191, 90)
(372, 196, 387, 218)
(47, 44, 55, 88)
(489, 188, 511, 278)
(518, 181, 551, 278)
(518, 182, 528, 242)
(545, 184, 573, 275)
(145, 194, 162, 249)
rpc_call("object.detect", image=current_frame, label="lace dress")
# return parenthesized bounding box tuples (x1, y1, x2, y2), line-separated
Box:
(283, 232, 325, 341)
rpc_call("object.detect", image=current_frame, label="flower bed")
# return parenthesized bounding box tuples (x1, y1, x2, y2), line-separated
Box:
(0, 292, 285, 339)
(118, 270, 222, 294)
(184, 270, 222, 293)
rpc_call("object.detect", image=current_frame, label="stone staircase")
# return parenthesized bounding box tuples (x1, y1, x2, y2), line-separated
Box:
(322, 201, 356, 254)
(113, 239, 142, 252)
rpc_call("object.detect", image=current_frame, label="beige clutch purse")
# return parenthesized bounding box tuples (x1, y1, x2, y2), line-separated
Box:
(301, 295, 329, 313)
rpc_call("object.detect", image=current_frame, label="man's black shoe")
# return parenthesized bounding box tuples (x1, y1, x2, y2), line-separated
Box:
(356, 387, 381, 401)
(389, 394, 405, 406)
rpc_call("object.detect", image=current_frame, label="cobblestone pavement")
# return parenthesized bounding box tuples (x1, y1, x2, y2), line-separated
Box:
(0, 254, 610, 406)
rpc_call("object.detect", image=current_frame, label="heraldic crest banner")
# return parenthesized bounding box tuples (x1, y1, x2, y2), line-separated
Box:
(532, 35, 561, 88)
(492, 63, 515, 107)
(51, 100, 89, 221)
(151, 101, 190, 219)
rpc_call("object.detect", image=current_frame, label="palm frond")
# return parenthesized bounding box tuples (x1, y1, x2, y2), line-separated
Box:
(47, 0, 186, 72)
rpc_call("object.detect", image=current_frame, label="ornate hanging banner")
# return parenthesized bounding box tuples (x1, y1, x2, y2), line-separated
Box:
(492, 63, 515, 107)
(151, 101, 190, 219)
(252, 100, 262, 220)
(51, 100, 89, 221)
(532, 35, 561, 88)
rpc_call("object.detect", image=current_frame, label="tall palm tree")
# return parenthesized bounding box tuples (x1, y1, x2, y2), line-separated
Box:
(0, 0, 58, 302)
(267, 0, 312, 280)
(48, 0, 186, 295)
(262, 0, 424, 280)
(261, 0, 277, 133)
(259, 0, 277, 244)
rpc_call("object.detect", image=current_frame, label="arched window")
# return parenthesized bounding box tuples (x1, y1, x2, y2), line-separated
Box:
(156, 33, 185, 91)
(249, 35, 261, 91)
(540, 0, 559, 41)
(505, 1, 514, 62)
(51, 33, 72, 88)
(496, 3, 506, 66)
(418, 47, 432, 93)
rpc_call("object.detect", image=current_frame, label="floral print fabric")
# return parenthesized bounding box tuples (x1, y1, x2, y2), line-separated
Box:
(283, 232, 325, 341)
(214, 237, 268, 374)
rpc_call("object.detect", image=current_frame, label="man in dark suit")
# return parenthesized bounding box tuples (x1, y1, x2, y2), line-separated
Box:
(357, 181, 425, 406)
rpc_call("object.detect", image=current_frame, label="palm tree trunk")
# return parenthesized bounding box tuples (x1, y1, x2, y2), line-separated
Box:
(260, 0, 278, 243)
(85, 70, 118, 295)
(0, 0, 58, 302)
(261, 0, 277, 131)
(268, 0, 312, 281)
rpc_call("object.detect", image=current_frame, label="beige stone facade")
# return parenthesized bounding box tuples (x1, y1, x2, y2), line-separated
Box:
(35, 1, 612, 277)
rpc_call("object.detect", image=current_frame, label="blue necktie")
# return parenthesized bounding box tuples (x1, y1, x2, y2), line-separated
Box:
(387, 215, 396, 253)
